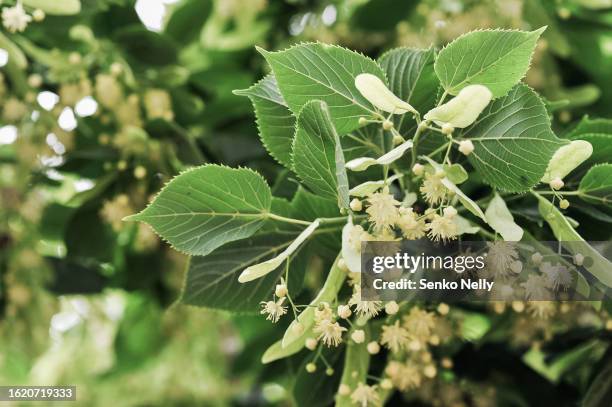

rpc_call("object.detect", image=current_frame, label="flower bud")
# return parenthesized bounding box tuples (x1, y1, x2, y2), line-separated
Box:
(382, 120, 394, 130)
(384, 301, 399, 315)
(275, 283, 288, 298)
(32, 9, 45, 22)
(305, 337, 318, 350)
(358, 117, 368, 126)
(134, 166, 147, 179)
(441, 123, 454, 135)
(338, 305, 352, 319)
(412, 163, 424, 176)
(69, 52, 82, 65)
(338, 258, 348, 272)
(510, 260, 523, 274)
(423, 365, 437, 378)
(443, 206, 457, 218)
(367, 341, 380, 354)
(437, 303, 450, 315)
(325, 368, 334, 376)
(351, 330, 365, 344)
(574, 253, 584, 266)
(338, 384, 351, 396)
(306, 363, 317, 373)
(355, 73, 416, 114)
(532, 252, 543, 265)
(550, 177, 564, 190)
(349, 198, 363, 212)
(458, 140, 474, 156)
(110, 62, 123, 76)
(392, 134, 404, 145)
(27, 74, 42, 88)
(559, 199, 569, 209)
(380, 379, 393, 390)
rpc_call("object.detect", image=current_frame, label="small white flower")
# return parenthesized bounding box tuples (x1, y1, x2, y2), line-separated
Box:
(2, 3, 32, 33)
(349, 287, 382, 318)
(420, 172, 447, 205)
(521, 274, 551, 300)
(260, 297, 287, 323)
(540, 262, 573, 291)
(350, 382, 380, 407)
(380, 320, 410, 353)
(412, 163, 424, 176)
(366, 188, 400, 231)
(427, 213, 458, 242)
(574, 253, 584, 266)
(313, 319, 346, 347)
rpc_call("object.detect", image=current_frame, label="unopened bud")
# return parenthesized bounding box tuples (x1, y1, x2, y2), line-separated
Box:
(382, 120, 394, 131)
(275, 284, 288, 298)
(33, 9, 45, 22)
(306, 363, 316, 373)
(338, 305, 352, 319)
(441, 123, 454, 135)
(305, 338, 318, 350)
(550, 177, 564, 190)
(351, 330, 365, 344)
(384, 301, 399, 315)
(350, 198, 363, 212)
(458, 140, 474, 156)
(532, 252, 543, 265)
(358, 117, 368, 126)
(380, 379, 393, 390)
(325, 368, 334, 376)
(338, 384, 351, 396)
(392, 134, 404, 145)
(412, 163, 424, 176)
(574, 253, 584, 266)
(437, 303, 450, 315)
(559, 199, 569, 209)
(367, 341, 380, 354)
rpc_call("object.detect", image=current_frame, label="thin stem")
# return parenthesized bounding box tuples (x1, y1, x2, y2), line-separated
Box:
(410, 125, 426, 168)
(267, 213, 313, 226)
(533, 190, 580, 196)
(437, 90, 449, 106)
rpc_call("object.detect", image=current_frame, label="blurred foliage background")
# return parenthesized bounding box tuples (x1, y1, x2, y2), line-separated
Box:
(0, 0, 611, 405)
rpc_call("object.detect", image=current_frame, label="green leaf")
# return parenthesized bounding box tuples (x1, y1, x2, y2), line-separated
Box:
(435, 27, 545, 98)
(378, 47, 439, 132)
(536, 193, 612, 287)
(293, 100, 350, 209)
(258, 43, 386, 134)
(462, 84, 567, 192)
(126, 165, 271, 256)
(579, 164, 612, 205)
(234, 75, 296, 169)
(164, 0, 213, 43)
(22, 0, 80, 15)
(567, 116, 612, 138)
(485, 193, 524, 241)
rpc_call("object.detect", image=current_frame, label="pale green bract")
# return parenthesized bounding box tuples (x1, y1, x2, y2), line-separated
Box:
(345, 141, 413, 171)
(435, 27, 545, 98)
(238, 219, 320, 283)
(258, 43, 386, 134)
(424, 85, 492, 128)
(293, 100, 350, 209)
(125, 165, 272, 256)
(354, 73, 417, 114)
(462, 84, 567, 192)
(485, 193, 524, 241)
(541, 140, 593, 182)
